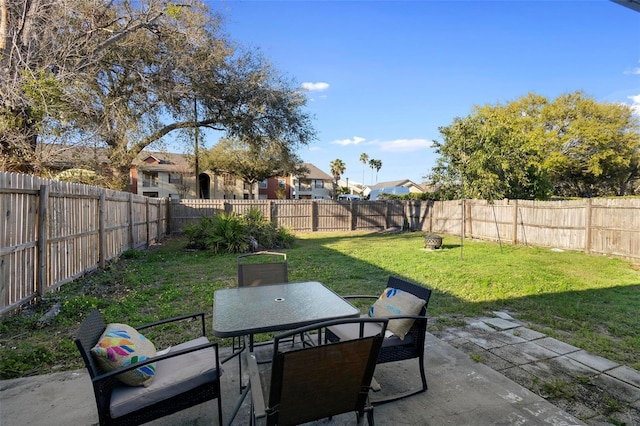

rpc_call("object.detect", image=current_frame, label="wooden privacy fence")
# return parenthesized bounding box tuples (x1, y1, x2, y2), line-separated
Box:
(171, 198, 640, 261)
(2, 172, 638, 315)
(0, 172, 168, 315)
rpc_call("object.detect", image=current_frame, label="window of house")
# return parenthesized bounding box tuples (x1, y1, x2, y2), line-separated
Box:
(278, 179, 286, 189)
(143, 192, 159, 198)
(143, 172, 158, 187)
(314, 180, 324, 189)
(169, 173, 182, 184)
(259, 179, 268, 189)
(223, 173, 235, 186)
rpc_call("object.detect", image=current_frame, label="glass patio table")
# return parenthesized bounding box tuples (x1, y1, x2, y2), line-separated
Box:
(212, 281, 360, 338)
(213, 281, 360, 425)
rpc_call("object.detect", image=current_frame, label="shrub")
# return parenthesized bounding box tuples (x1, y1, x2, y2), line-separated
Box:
(206, 212, 249, 254)
(184, 208, 295, 253)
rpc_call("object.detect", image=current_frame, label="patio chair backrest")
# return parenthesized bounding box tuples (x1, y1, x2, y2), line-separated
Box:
(237, 251, 288, 287)
(266, 317, 387, 426)
(75, 309, 107, 379)
(387, 275, 432, 317)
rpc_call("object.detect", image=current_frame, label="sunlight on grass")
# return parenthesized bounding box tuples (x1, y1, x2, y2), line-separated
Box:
(1, 231, 638, 379)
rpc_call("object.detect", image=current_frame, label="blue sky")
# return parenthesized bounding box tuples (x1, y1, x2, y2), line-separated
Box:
(201, 0, 640, 186)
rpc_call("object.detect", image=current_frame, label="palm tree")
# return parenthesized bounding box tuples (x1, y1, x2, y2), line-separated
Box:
(330, 158, 346, 199)
(359, 153, 369, 187)
(369, 159, 382, 183)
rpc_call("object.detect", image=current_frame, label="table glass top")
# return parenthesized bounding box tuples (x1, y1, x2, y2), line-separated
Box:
(212, 281, 359, 337)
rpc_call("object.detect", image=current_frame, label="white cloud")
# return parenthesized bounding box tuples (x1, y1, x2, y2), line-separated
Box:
(628, 94, 640, 115)
(379, 138, 435, 152)
(308, 146, 321, 152)
(301, 82, 329, 91)
(331, 136, 366, 146)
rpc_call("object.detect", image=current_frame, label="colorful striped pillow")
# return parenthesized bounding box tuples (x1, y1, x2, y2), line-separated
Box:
(91, 323, 157, 386)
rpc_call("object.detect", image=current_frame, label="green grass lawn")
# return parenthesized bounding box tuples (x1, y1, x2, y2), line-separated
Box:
(1, 231, 639, 379)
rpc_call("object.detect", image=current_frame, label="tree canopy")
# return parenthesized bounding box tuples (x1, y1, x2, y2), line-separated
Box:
(1, 0, 316, 189)
(201, 136, 306, 199)
(428, 91, 640, 200)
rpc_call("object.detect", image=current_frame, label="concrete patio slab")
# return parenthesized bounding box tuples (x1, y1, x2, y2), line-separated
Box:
(534, 337, 581, 355)
(501, 327, 546, 341)
(0, 333, 587, 426)
(566, 350, 620, 373)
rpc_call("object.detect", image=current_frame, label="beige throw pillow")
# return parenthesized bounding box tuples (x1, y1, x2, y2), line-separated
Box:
(369, 288, 426, 339)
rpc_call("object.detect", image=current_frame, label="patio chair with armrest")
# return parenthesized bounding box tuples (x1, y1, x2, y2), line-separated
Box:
(325, 276, 433, 405)
(248, 317, 389, 426)
(75, 309, 223, 426)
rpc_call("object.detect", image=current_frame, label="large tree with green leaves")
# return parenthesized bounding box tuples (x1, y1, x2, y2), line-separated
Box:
(540, 92, 640, 197)
(428, 91, 639, 200)
(202, 137, 306, 199)
(1, 0, 316, 189)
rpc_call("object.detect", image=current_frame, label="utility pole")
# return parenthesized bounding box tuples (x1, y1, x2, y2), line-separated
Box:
(194, 98, 200, 199)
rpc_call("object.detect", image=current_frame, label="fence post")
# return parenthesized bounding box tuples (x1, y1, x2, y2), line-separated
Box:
(157, 199, 162, 239)
(311, 200, 317, 231)
(166, 198, 172, 235)
(512, 199, 518, 245)
(128, 192, 134, 249)
(348, 201, 355, 231)
(428, 200, 433, 232)
(585, 198, 592, 254)
(37, 184, 49, 296)
(268, 201, 275, 226)
(146, 197, 150, 247)
(99, 192, 106, 268)
(465, 200, 472, 238)
(384, 201, 390, 229)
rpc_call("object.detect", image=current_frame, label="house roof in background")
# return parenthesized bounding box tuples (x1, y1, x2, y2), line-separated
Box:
(39, 144, 110, 169)
(133, 151, 191, 172)
(369, 179, 424, 191)
(298, 163, 332, 180)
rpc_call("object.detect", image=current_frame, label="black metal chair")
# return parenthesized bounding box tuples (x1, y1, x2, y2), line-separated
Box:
(75, 310, 223, 426)
(325, 276, 433, 405)
(248, 317, 388, 426)
(237, 251, 288, 288)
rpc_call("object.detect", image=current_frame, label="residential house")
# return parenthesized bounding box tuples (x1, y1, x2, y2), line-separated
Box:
(290, 163, 333, 200)
(132, 151, 259, 200)
(258, 175, 292, 199)
(130, 152, 196, 199)
(258, 163, 334, 200)
(363, 179, 424, 199)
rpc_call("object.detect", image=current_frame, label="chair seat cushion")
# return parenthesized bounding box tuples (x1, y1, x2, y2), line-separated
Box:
(91, 323, 157, 387)
(109, 336, 220, 418)
(369, 288, 426, 339)
(327, 315, 415, 348)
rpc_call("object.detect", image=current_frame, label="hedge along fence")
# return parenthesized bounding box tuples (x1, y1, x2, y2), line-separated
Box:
(0, 172, 168, 315)
(2, 170, 639, 315)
